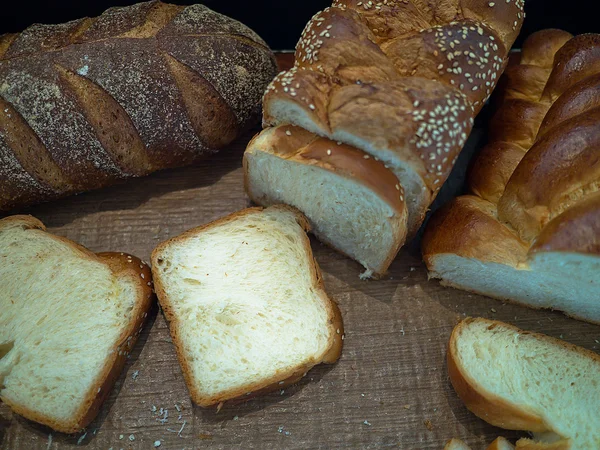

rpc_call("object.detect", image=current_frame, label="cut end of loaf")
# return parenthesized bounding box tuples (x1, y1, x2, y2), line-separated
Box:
(150, 206, 343, 406)
(244, 126, 408, 278)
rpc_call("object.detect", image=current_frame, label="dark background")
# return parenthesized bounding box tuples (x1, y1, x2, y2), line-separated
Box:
(0, 0, 596, 50)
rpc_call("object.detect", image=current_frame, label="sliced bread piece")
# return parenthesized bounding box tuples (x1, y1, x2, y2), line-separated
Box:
(151, 205, 343, 407)
(244, 125, 407, 278)
(448, 318, 600, 450)
(0, 215, 153, 433)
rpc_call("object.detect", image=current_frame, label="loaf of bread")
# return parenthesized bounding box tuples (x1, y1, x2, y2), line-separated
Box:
(422, 30, 600, 323)
(244, 0, 524, 278)
(0, 1, 277, 211)
(448, 318, 599, 449)
(0, 215, 153, 433)
(151, 205, 343, 407)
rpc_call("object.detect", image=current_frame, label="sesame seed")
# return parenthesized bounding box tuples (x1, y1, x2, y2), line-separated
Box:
(363, 154, 370, 159)
(327, 149, 332, 155)
(309, 104, 316, 110)
(285, 130, 292, 136)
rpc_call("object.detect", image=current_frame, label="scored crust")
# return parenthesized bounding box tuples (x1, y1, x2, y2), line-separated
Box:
(447, 318, 600, 436)
(151, 206, 344, 407)
(0, 215, 154, 433)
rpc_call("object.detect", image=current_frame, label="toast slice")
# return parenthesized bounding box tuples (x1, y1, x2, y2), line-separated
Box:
(244, 125, 407, 279)
(448, 318, 600, 449)
(0, 215, 153, 433)
(151, 205, 343, 407)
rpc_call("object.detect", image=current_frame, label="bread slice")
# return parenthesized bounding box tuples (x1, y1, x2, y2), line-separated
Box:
(244, 125, 407, 278)
(448, 318, 600, 449)
(151, 205, 343, 407)
(0, 215, 153, 433)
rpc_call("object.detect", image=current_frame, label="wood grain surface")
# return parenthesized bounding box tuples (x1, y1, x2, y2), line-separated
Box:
(1, 54, 599, 450)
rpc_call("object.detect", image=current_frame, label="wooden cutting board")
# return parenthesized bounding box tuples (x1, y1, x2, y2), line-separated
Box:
(1, 54, 598, 450)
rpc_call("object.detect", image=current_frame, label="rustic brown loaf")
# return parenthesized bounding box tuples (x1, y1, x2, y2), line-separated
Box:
(423, 30, 600, 323)
(0, 0, 277, 211)
(244, 0, 524, 277)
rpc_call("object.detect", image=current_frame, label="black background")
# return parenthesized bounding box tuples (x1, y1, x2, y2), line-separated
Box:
(0, 0, 597, 50)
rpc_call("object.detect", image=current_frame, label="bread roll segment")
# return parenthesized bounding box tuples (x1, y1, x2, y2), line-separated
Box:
(423, 30, 600, 323)
(247, 0, 524, 277)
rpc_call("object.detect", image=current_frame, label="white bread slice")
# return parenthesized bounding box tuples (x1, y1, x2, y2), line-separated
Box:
(151, 205, 343, 407)
(0, 215, 153, 433)
(448, 318, 600, 450)
(244, 125, 408, 278)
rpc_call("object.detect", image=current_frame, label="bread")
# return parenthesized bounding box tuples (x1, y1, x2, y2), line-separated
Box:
(0, 0, 277, 211)
(0, 215, 153, 433)
(245, 0, 524, 277)
(448, 318, 600, 449)
(151, 205, 343, 407)
(422, 30, 600, 324)
(445, 438, 474, 450)
(244, 124, 407, 278)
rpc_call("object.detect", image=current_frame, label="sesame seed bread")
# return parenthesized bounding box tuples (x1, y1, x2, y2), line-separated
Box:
(422, 30, 600, 324)
(0, 215, 154, 433)
(150, 206, 343, 407)
(0, 0, 277, 212)
(246, 0, 524, 276)
(448, 318, 600, 449)
(244, 125, 408, 278)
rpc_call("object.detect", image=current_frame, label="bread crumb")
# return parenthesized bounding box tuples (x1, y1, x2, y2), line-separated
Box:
(424, 419, 433, 431)
(132, 370, 139, 380)
(128, 434, 135, 441)
(403, 405, 411, 409)
(175, 403, 181, 412)
(119, 434, 124, 439)
(491, 308, 497, 313)
(46, 434, 52, 450)
(153, 441, 161, 447)
(363, 420, 372, 426)
(233, 415, 239, 420)
(77, 432, 87, 445)
(198, 433, 213, 440)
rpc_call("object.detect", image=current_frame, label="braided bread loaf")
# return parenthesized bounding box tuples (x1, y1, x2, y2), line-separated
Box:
(0, 1, 277, 211)
(244, 0, 524, 278)
(423, 30, 600, 324)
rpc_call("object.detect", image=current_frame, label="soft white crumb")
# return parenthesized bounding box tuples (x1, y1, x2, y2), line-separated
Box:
(129, 434, 135, 441)
(119, 434, 124, 440)
(154, 441, 161, 447)
(132, 370, 139, 381)
(363, 420, 372, 426)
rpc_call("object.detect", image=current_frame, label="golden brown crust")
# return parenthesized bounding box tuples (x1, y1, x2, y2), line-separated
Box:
(422, 196, 528, 267)
(0, 217, 154, 433)
(151, 206, 343, 408)
(530, 192, 600, 255)
(448, 318, 600, 436)
(468, 141, 526, 204)
(260, 0, 522, 248)
(424, 30, 600, 317)
(498, 107, 600, 241)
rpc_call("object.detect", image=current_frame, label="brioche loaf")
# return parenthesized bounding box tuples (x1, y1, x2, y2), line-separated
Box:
(245, 0, 524, 277)
(0, 215, 153, 433)
(448, 318, 600, 449)
(0, 0, 277, 211)
(151, 205, 343, 407)
(423, 30, 600, 323)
